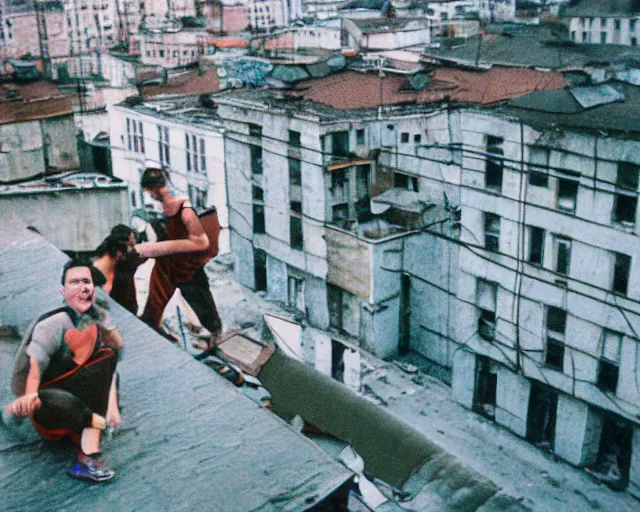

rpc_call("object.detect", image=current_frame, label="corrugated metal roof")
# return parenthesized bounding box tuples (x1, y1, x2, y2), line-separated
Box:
(0, 221, 352, 511)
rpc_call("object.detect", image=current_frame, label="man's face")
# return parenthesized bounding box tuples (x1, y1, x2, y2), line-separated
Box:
(62, 266, 95, 314)
(144, 186, 163, 203)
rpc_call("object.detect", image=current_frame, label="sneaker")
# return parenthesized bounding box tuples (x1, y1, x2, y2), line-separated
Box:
(68, 453, 115, 483)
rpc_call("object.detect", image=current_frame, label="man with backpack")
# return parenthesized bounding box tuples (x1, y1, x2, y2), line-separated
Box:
(135, 165, 222, 350)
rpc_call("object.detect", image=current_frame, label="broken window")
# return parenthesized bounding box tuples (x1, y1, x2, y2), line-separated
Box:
(528, 146, 549, 187)
(289, 158, 301, 186)
(254, 249, 267, 292)
(287, 274, 305, 312)
(250, 144, 262, 175)
(528, 226, 545, 265)
(331, 339, 346, 383)
(527, 383, 558, 451)
(288, 129, 301, 147)
(590, 416, 632, 491)
(249, 123, 262, 138)
(394, 172, 419, 192)
(484, 213, 500, 253)
(332, 204, 349, 223)
(545, 306, 566, 371)
(597, 330, 621, 393)
(356, 164, 372, 222)
(356, 129, 365, 146)
(556, 171, 579, 212)
(252, 185, 263, 201)
(477, 279, 497, 341)
(474, 356, 497, 420)
(485, 135, 504, 193)
(613, 162, 638, 226)
(331, 131, 349, 157)
(552, 235, 571, 276)
(414, 134, 422, 144)
(611, 252, 631, 296)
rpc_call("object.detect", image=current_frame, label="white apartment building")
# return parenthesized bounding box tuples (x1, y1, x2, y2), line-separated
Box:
(562, 0, 640, 46)
(247, 0, 303, 31)
(108, 97, 230, 253)
(215, 72, 640, 497)
(137, 30, 207, 67)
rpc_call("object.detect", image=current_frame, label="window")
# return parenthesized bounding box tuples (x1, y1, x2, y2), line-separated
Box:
(188, 185, 206, 210)
(288, 274, 305, 313)
(250, 145, 263, 175)
(249, 123, 262, 137)
(253, 203, 265, 234)
(601, 32, 607, 43)
(557, 172, 579, 212)
(527, 226, 545, 265)
(158, 125, 170, 166)
(414, 134, 422, 144)
(186, 134, 205, 173)
(598, 330, 621, 393)
(290, 209, 303, 250)
(127, 119, 144, 154)
(613, 162, 638, 226)
(400, 132, 410, 143)
(612, 252, 631, 295)
(485, 136, 504, 193)
(477, 279, 497, 341)
(200, 138, 206, 173)
(331, 131, 349, 157)
(615, 19, 621, 30)
(159, 50, 165, 58)
(552, 235, 571, 275)
(394, 173, 419, 192)
(545, 306, 566, 371)
(289, 158, 301, 186)
(484, 213, 500, 253)
(288, 130, 301, 147)
(528, 147, 549, 187)
(582, 31, 589, 42)
(356, 129, 365, 145)
(631, 20, 637, 32)
(252, 185, 263, 201)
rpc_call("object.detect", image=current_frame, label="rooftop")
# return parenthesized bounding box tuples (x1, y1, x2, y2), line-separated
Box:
(0, 81, 71, 125)
(350, 16, 429, 33)
(423, 23, 640, 70)
(121, 97, 223, 131)
(140, 67, 221, 98)
(560, 0, 640, 18)
(0, 171, 127, 193)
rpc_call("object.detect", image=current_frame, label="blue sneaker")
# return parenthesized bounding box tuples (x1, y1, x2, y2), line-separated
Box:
(68, 453, 115, 483)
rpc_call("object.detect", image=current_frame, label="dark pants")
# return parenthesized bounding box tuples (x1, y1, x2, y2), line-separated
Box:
(32, 347, 119, 444)
(142, 258, 222, 336)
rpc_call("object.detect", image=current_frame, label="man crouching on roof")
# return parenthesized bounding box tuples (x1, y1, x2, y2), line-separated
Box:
(4, 258, 123, 483)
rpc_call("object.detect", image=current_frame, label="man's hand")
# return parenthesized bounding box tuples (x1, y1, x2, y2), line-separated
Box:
(5, 393, 41, 418)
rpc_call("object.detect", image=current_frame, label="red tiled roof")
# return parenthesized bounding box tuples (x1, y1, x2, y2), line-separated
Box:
(293, 66, 566, 110)
(142, 67, 221, 98)
(0, 80, 61, 100)
(207, 37, 249, 48)
(0, 95, 72, 125)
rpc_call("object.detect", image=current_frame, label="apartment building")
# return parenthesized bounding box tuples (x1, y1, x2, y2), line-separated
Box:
(108, 96, 230, 253)
(563, 0, 640, 46)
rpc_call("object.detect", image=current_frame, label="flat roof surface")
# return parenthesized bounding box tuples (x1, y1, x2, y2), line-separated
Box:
(0, 221, 352, 511)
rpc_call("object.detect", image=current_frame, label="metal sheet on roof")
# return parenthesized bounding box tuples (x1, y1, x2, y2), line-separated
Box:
(0, 219, 352, 511)
(570, 85, 625, 109)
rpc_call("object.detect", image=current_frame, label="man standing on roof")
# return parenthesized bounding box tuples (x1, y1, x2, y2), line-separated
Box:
(135, 164, 223, 350)
(4, 258, 123, 482)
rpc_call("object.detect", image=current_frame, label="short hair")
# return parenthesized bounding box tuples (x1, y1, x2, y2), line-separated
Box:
(141, 167, 168, 189)
(61, 257, 97, 285)
(110, 224, 135, 243)
(95, 234, 129, 258)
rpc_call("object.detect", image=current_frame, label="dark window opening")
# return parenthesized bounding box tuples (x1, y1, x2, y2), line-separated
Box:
(529, 147, 549, 187)
(613, 194, 637, 225)
(527, 383, 557, 451)
(250, 145, 263, 175)
(547, 306, 566, 335)
(484, 213, 500, 253)
(290, 201, 302, 214)
(545, 338, 565, 371)
(288, 130, 301, 147)
(478, 310, 496, 341)
(598, 360, 619, 393)
(554, 236, 571, 275)
(356, 129, 365, 145)
(612, 252, 631, 296)
(331, 131, 350, 157)
(485, 136, 504, 193)
(400, 132, 410, 143)
(474, 357, 497, 420)
(254, 248, 267, 291)
(289, 158, 301, 186)
(394, 173, 419, 192)
(253, 204, 265, 234)
(589, 416, 632, 491)
(252, 185, 263, 202)
(331, 339, 346, 383)
(332, 204, 349, 223)
(528, 226, 545, 265)
(414, 134, 422, 144)
(328, 284, 343, 330)
(557, 174, 579, 212)
(290, 215, 303, 250)
(249, 123, 262, 137)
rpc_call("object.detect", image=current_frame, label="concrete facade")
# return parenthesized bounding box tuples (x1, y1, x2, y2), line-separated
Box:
(109, 99, 230, 254)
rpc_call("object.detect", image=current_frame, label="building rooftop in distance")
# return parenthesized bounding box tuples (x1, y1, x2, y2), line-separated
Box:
(423, 23, 640, 70)
(140, 67, 221, 98)
(0, 81, 71, 125)
(0, 171, 127, 194)
(118, 96, 222, 130)
(560, 0, 640, 18)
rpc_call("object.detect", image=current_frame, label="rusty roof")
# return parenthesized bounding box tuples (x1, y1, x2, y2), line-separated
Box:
(141, 67, 221, 98)
(292, 66, 566, 110)
(0, 94, 72, 125)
